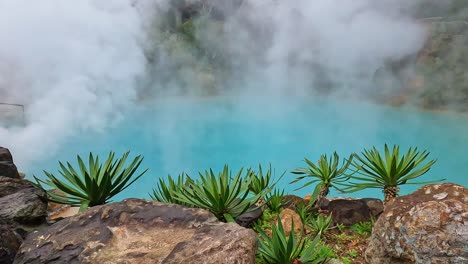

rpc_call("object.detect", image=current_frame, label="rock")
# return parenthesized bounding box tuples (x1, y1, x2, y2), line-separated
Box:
(279, 208, 303, 236)
(46, 189, 79, 222)
(282, 194, 306, 210)
(365, 183, 468, 264)
(0, 147, 15, 162)
(0, 147, 19, 179)
(235, 206, 263, 227)
(320, 197, 383, 226)
(14, 199, 257, 264)
(0, 176, 48, 225)
(0, 221, 22, 264)
(48, 206, 79, 222)
(362, 198, 384, 217)
(0, 151, 48, 264)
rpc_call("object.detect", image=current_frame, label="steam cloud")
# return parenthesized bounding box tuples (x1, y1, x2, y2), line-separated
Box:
(0, 0, 434, 170)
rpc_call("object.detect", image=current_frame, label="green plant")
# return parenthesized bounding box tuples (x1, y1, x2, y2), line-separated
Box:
(307, 214, 333, 237)
(34, 151, 147, 212)
(344, 144, 441, 203)
(172, 165, 264, 222)
(335, 223, 346, 232)
(297, 235, 331, 264)
(247, 164, 274, 195)
(266, 188, 286, 214)
(291, 152, 353, 201)
(254, 208, 275, 231)
(346, 249, 358, 258)
(336, 232, 351, 240)
(150, 173, 192, 206)
(257, 218, 328, 264)
(350, 219, 375, 237)
(341, 257, 352, 264)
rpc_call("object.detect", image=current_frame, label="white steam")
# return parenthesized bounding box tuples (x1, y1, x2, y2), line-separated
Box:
(0, 0, 431, 169)
(0, 0, 150, 167)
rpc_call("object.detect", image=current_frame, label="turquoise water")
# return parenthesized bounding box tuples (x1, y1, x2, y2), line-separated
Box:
(27, 97, 468, 201)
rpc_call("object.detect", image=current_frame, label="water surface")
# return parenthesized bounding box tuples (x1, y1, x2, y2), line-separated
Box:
(27, 97, 468, 201)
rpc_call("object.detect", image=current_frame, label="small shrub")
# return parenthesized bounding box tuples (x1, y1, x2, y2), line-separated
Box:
(266, 188, 286, 214)
(169, 165, 264, 222)
(150, 173, 192, 206)
(256, 218, 328, 264)
(344, 144, 442, 203)
(291, 152, 353, 200)
(248, 164, 275, 195)
(307, 214, 333, 237)
(346, 249, 358, 258)
(350, 219, 375, 237)
(34, 151, 147, 212)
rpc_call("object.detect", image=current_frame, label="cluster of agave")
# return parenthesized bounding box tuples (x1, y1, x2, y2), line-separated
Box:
(33, 144, 442, 263)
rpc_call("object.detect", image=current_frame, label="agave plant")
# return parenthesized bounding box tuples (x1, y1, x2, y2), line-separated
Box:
(265, 188, 286, 214)
(173, 165, 264, 222)
(291, 152, 353, 201)
(150, 173, 192, 207)
(257, 218, 328, 264)
(350, 219, 375, 237)
(247, 164, 275, 195)
(344, 144, 441, 203)
(306, 214, 333, 238)
(34, 151, 147, 212)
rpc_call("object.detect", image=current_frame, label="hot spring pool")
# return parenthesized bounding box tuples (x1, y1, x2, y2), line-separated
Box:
(26, 97, 468, 201)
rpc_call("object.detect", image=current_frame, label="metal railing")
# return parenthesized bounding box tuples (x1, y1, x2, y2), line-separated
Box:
(0, 102, 25, 126)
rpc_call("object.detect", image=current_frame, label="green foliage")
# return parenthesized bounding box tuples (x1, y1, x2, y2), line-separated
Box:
(291, 152, 353, 199)
(344, 144, 442, 201)
(298, 235, 331, 264)
(34, 151, 147, 212)
(295, 193, 319, 234)
(341, 257, 352, 264)
(248, 164, 278, 195)
(150, 173, 192, 206)
(266, 188, 286, 214)
(169, 165, 264, 222)
(306, 214, 333, 237)
(254, 209, 275, 231)
(335, 223, 346, 232)
(350, 219, 375, 237)
(257, 218, 328, 264)
(346, 249, 358, 258)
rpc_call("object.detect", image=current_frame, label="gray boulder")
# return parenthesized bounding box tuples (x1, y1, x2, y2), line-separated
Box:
(0, 221, 22, 264)
(0, 147, 19, 179)
(0, 176, 48, 225)
(319, 197, 383, 226)
(14, 199, 257, 264)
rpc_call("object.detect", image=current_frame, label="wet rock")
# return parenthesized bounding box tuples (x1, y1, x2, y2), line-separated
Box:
(319, 197, 383, 226)
(365, 183, 468, 264)
(0, 221, 22, 264)
(0, 176, 48, 225)
(14, 199, 257, 264)
(279, 208, 303, 236)
(0, 147, 19, 179)
(235, 206, 262, 227)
